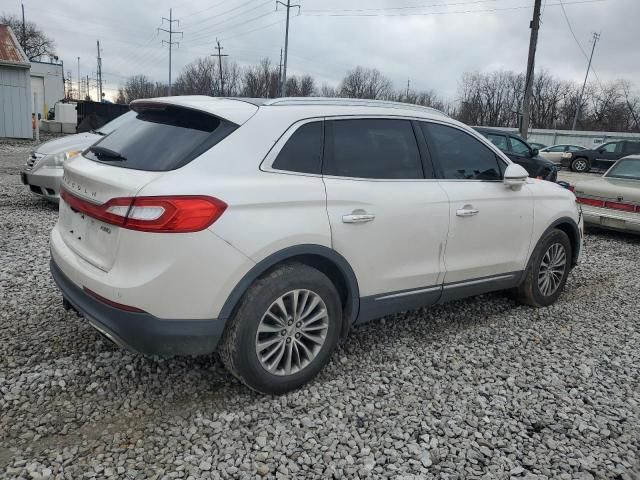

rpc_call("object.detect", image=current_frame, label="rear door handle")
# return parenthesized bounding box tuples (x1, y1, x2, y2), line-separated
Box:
(456, 206, 479, 217)
(342, 213, 375, 223)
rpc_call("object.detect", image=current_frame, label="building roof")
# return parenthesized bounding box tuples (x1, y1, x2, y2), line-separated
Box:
(0, 24, 30, 68)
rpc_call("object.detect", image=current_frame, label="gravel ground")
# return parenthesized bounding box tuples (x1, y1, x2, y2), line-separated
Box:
(1, 138, 639, 479)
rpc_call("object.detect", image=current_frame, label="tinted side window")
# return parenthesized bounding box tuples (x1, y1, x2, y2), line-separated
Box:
(548, 145, 565, 153)
(324, 119, 423, 179)
(624, 141, 640, 153)
(272, 122, 322, 174)
(422, 123, 502, 181)
(485, 134, 509, 152)
(601, 142, 617, 153)
(510, 137, 531, 155)
(568, 145, 583, 152)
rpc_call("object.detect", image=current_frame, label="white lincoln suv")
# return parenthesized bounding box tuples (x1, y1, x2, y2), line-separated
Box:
(50, 96, 583, 394)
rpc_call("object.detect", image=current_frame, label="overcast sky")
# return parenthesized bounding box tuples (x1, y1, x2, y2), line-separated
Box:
(5, 0, 637, 101)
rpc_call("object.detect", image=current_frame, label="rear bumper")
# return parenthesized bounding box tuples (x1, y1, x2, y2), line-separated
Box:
(582, 206, 640, 234)
(50, 258, 226, 356)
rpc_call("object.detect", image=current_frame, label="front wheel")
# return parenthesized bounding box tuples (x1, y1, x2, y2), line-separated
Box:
(570, 157, 590, 172)
(219, 263, 342, 394)
(516, 229, 572, 307)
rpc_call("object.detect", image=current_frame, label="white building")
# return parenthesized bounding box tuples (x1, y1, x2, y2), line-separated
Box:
(30, 60, 64, 120)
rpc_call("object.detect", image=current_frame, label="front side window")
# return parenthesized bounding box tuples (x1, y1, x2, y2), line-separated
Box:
(510, 137, 532, 156)
(324, 119, 423, 179)
(272, 122, 323, 174)
(486, 134, 509, 152)
(422, 123, 502, 181)
(600, 142, 618, 153)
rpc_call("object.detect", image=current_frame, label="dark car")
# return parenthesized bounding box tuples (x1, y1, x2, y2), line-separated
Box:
(529, 141, 548, 150)
(474, 128, 558, 182)
(561, 139, 640, 173)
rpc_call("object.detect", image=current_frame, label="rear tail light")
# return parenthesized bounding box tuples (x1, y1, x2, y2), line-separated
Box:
(576, 197, 605, 208)
(604, 201, 637, 213)
(83, 287, 147, 313)
(60, 188, 227, 233)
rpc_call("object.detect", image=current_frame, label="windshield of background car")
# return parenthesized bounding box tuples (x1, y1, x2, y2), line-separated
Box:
(84, 106, 238, 171)
(605, 158, 640, 180)
(96, 111, 137, 135)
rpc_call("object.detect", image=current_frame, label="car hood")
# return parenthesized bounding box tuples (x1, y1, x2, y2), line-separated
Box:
(35, 132, 101, 155)
(574, 177, 640, 203)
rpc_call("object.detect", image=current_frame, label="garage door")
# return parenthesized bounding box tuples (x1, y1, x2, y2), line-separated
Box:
(31, 76, 45, 117)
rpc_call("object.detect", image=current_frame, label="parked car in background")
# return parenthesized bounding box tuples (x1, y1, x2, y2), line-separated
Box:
(529, 142, 547, 150)
(474, 127, 558, 182)
(21, 111, 136, 202)
(561, 139, 640, 172)
(50, 96, 582, 394)
(573, 155, 640, 233)
(539, 144, 586, 165)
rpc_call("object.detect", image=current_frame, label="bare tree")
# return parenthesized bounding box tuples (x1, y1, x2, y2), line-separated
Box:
(242, 58, 279, 98)
(116, 75, 167, 104)
(0, 14, 55, 60)
(339, 66, 392, 99)
(285, 75, 316, 97)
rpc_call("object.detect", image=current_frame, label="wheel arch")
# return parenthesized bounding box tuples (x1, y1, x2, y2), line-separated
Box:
(218, 245, 360, 339)
(534, 217, 581, 268)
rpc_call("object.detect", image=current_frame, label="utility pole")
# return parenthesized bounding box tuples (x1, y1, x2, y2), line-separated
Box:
(77, 57, 81, 100)
(572, 32, 600, 131)
(158, 8, 182, 96)
(277, 0, 300, 97)
(211, 39, 228, 96)
(519, 0, 542, 140)
(278, 48, 283, 94)
(96, 41, 103, 102)
(86, 75, 90, 100)
(21, 3, 26, 53)
(406, 79, 410, 100)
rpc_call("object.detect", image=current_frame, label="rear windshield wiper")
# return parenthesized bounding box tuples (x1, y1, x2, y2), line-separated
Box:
(88, 145, 127, 161)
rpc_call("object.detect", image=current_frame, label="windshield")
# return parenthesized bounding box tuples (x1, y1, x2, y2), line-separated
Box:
(605, 158, 640, 180)
(95, 110, 137, 135)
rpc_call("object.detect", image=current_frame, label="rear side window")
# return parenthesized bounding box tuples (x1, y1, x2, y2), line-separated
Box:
(324, 119, 423, 179)
(272, 122, 322, 174)
(84, 106, 237, 171)
(624, 141, 640, 154)
(422, 123, 503, 181)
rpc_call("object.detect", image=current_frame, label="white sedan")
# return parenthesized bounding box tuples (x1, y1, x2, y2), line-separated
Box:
(539, 144, 586, 165)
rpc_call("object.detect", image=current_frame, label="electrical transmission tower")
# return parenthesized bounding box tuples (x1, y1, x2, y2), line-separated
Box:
(276, 0, 300, 97)
(158, 8, 183, 96)
(211, 39, 229, 96)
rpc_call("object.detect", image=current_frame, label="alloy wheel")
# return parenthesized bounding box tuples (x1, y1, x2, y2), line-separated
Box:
(573, 159, 587, 172)
(538, 243, 567, 297)
(255, 289, 329, 376)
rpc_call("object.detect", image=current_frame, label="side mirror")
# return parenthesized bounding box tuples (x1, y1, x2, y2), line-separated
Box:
(531, 148, 539, 157)
(504, 164, 529, 191)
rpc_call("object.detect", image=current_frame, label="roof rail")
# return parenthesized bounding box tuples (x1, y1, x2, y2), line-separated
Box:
(264, 97, 448, 117)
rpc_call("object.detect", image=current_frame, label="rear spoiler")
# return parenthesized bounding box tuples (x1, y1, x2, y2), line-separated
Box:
(130, 97, 259, 125)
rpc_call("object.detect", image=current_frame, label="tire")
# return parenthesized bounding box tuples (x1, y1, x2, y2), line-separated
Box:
(516, 229, 572, 307)
(570, 157, 590, 173)
(219, 262, 342, 394)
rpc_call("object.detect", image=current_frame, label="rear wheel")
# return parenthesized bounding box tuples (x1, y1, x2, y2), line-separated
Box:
(219, 263, 342, 394)
(570, 157, 590, 173)
(516, 229, 572, 307)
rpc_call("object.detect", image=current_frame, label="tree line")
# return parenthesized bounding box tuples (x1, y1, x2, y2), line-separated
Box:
(116, 57, 639, 133)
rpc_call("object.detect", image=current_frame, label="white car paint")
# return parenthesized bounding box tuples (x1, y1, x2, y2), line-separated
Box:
(50, 96, 582, 325)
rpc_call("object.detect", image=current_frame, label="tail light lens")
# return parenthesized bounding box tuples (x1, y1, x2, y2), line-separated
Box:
(604, 201, 636, 213)
(576, 197, 605, 208)
(60, 188, 227, 233)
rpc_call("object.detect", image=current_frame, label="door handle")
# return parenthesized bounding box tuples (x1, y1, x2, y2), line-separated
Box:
(342, 213, 375, 223)
(456, 205, 479, 217)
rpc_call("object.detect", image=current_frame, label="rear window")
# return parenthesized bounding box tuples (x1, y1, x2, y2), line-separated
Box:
(272, 122, 323, 174)
(84, 105, 238, 171)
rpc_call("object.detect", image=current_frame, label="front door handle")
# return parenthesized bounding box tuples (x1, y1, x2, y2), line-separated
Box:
(342, 212, 375, 223)
(456, 205, 479, 217)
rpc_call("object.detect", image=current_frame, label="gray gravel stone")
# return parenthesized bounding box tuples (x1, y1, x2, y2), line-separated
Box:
(1, 140, 640, 479)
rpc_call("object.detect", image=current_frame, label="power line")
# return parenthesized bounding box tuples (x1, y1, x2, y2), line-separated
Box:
(180, 0, 235, 20)
(302, 0, 606, 17)
(182, 0, 266, 31)
(572, 32, 600, 130)
(185, 6, 275, 44)
(305, 0, 503, 14)
(158, 8, 183, 95)
(557, 0, 604, 89)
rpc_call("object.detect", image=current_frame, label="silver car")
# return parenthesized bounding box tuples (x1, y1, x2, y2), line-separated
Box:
(538, 144, 585, 165)
(21, 111, 135, 202)
(574, 155, 640, 234)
